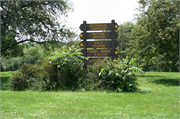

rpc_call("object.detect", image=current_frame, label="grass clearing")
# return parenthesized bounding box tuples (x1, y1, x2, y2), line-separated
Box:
(0, 71, 12, 90)
(1, 71, 179, 118)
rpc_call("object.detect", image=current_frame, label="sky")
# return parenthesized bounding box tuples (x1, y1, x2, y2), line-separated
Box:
(65, 0, 140, 34)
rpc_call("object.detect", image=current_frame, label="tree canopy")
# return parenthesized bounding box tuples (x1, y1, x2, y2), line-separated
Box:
(1, 0, 74, 56)
(116, 22, 135, 59)
(133, 0, 179, 71)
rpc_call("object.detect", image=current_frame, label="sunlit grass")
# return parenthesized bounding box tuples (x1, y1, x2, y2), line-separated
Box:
(1, 72, 179, 118)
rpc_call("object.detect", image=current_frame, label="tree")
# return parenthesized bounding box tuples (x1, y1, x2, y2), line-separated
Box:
(116, 22, 135, 59)
(134, 0, 179, 71)
(1, 0, 74, 57)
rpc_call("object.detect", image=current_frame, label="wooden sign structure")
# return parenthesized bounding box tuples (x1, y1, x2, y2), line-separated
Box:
(81, 49, 118, 56)
(79, 23, 119, 31)
(79, 41, 118, 48)
(79, 20, 119, 65)
(80, 32, 118, 39)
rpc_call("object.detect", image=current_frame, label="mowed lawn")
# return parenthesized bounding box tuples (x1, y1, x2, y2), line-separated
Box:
(0, 72, 179, 119)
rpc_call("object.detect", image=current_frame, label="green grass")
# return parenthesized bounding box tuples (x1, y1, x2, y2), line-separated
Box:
(0, 71, 12, 90)
(1, 71, 179, 118)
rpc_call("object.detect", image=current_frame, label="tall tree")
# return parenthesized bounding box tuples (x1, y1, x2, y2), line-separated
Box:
(1, 0, 74, 57)
(116, 22, 135, 59)
(134, 0, 179, 71)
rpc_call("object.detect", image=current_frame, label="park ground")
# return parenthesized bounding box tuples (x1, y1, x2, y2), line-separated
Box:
(0, 72, 179, 118)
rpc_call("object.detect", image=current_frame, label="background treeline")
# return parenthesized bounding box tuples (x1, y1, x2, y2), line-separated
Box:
(1, 0, 179, 72)
(116, 0, 179, 72)
(1, 42, 64, 71)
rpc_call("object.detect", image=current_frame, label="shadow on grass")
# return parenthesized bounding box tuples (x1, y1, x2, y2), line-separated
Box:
(1, 74, 11, 90)
(105, 88, 152, 94)
(149, 78, 179, 86)
(135, 89, 152, 94)
(140, 75, 163, 78)
(1, 77, 9, 90)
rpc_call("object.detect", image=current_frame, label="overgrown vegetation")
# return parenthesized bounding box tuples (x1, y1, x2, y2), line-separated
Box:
(7, 45, 144, 92)
(7, 45, 84, 91)
(47, 45, 85, 90)
(99, 58, 144, 92)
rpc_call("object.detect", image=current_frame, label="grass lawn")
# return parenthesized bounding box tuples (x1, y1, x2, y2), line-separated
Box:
(0, 71, 179, 118)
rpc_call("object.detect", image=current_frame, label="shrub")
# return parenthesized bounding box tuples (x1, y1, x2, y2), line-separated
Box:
(7, 44, 144, 92)
(8, 63, 39, 90)
(78, 59, 106, 91)
(8, 71, 28, 90)
(27, 60, 58, 91)
(78, 57, 144, 92)
(7, 61, 58, 91)
(8, 45, 86, 91)
(99, 58, 145, 92)
(47, 45, 86, 90)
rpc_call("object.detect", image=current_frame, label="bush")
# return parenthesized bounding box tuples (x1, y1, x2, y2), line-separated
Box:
(78, 60, 106, 91)
(7, 61, 58, 91)
(78, 57, 144, 92)
(47, 45, 85, 90)
(99, 58, 145, 92)
(27, 60, 58, 91)
(8, 45, 86, 91)
(8, 71, 28, 90)
(7, 44, 144, 92)
(8, 63, 39, 90)
(77, 57, 145, 92)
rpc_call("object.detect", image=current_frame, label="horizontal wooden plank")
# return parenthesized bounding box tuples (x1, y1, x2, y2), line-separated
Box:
(81, 58, 104, 65)
(79, 23, 118, 31)
(79, 41, 118, 48)
(81, 49, 118, 56)
(80, 32, 118, 39)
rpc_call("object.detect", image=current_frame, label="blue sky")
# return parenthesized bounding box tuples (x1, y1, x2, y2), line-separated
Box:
(66, 0, 139, 33)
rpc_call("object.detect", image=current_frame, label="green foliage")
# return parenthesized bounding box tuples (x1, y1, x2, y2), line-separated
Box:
(116, 22, 135, 59)
(47, 45, 85, 90)
(41, 41, 65, 57)
(134, 0, 179, 72)
(1, 0, 74, 55)
(23, 44, 44, 64)
(27, 60, 58, 91)
(66, 40, 80, 49)
(99, 58, 144, 92)
(1, 44, 45, 71)
(8, 71, 28, 90)
(7, 45, 143, 92)
(78, 60, 106, 91)
(1, 57, 23, 71)
(8, 61, 58, 91)
(8, 45, 85, 91)
(1, 44, 24, 58)
(78, 58, 144, 92)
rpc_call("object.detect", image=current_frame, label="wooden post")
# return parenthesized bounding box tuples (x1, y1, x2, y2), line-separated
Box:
(83, 21, 87, 70)
(111, 19, 115, 61)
